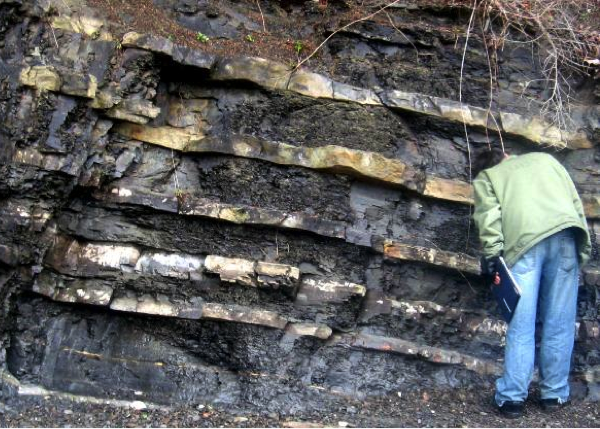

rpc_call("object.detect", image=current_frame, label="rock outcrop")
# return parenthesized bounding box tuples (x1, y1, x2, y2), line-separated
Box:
(0, 0, 598, 410)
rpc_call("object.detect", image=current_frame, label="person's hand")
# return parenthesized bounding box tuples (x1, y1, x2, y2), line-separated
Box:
(480, 256, 501, 285)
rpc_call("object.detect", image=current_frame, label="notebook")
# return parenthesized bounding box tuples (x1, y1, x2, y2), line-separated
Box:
(490, 256, 522, 323)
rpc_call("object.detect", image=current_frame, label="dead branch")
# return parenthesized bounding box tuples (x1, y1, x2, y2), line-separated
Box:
(255, 0, 267, 33)
(459, 0, 478, 253)
(384, 11, 420, 62)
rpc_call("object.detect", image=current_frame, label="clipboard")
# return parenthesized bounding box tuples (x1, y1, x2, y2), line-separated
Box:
(490, 256, 522, 323)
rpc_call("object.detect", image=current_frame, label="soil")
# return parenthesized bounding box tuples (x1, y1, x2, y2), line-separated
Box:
(2, 386, 599, 428)
(85, 0, 323, 65)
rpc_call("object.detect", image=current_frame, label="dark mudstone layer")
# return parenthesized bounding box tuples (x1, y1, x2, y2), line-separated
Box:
(8, 296, 493, 407)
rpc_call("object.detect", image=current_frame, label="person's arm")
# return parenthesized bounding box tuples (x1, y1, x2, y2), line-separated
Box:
(565, 173, 592, 266)
(473, 173, 504, 258)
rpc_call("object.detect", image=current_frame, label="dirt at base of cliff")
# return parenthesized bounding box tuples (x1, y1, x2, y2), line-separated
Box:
(1, 386, 599, 428)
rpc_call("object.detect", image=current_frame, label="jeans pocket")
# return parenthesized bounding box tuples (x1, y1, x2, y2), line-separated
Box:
(559, 236, 577, 272)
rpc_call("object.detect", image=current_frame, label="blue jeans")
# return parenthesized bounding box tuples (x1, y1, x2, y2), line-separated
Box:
(495, 228, 579, 405)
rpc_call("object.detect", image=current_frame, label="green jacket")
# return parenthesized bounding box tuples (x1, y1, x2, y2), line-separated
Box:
(473, 152, 591, 267)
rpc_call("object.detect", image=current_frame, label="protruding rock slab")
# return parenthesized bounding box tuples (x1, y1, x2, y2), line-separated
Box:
(286, 323, 332, 340)
(380, 239, 480, 274)
(332, 81, 381, 105)
(288, 70, 334, 99)
(256, 262, 300, 290)
(296, 278, 366, 305)
(205, 255, 256, 286)
(424, 177, 474, 205)
(45, 236, 141, 276)
(103, 187, 179, 213)
(182, 197, 347, 239)
(114, 126, 427, 198)
(12, 148, 85, 176)
(172, 45, 216, 69)
(34, 271, 114, 306)
(213, 56, 291, 90)
(204, 256, 301, 292)
(499, 112, 592, 149)
(209, 137, 423, 194)
(122, 32, 216, 69)
(361, 293, 507, 341)
(113, 124, 597, 210)
(201, 302, 288, 329)
(381, 89, 591, 149)
(20, 65, 97, 99)
(44, 233, 304, 291)
(19, 65, 61, 92)
(347, 333, 502, 375)
(122, 32, 174, 56)
(110, 293, 202, 319)
(105, 99, 161, 125)
(381, 90, 494, 129)
(112, 123, 204, 151)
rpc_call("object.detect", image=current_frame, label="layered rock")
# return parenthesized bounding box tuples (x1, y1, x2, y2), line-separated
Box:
(0, 0, 598, 410)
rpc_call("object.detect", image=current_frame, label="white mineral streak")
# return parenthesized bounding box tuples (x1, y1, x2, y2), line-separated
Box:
(111, 187, 133, 197)
(16, 207, 30, 218)
(135, 252, 204, 279)
(391, 300, 445, 314)
(301, 278, 366, 296)
(80, 243, 140, 271)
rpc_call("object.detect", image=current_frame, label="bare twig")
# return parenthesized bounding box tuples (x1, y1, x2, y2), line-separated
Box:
(480, 12, 505, 152)
(48, 23, 60, 49)
(294, 0, 404, 71)
(384, 11, 420, 62)
(459, 0, 478, 180)
(255, 0, 267, 34)
(459, 0, 478, 253)
(171, 92, 185, 196)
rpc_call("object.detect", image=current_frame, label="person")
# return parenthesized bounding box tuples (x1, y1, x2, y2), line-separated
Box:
(472, 148, 591, 419)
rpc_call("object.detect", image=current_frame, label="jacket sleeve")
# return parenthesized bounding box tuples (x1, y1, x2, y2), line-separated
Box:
(566, 173, 592, 266)
(473, 173, 504, 258)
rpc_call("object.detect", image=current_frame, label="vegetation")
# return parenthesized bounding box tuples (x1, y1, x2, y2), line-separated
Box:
(293, 40, 304, 55)
(195, 32, 210, 43)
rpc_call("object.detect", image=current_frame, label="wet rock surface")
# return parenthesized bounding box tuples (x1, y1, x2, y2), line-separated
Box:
(0, 0, 598, 414)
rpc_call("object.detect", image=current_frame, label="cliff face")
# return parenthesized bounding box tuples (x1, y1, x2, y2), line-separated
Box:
(0, 0, 599, 410)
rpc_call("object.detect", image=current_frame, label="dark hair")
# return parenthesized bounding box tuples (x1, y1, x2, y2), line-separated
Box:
(471, 147, 505, 178)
